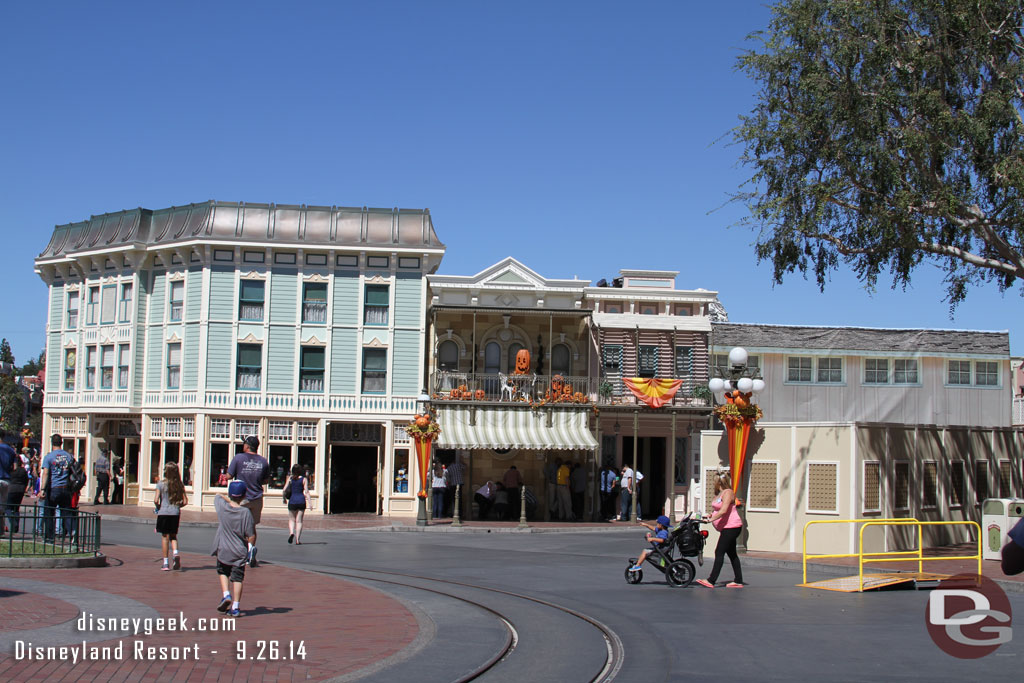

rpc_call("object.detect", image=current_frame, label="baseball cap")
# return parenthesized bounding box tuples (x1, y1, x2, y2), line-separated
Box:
(243, 435, 260, 450)
(228, 480, 246, 498)
(657, 515, 671, 527)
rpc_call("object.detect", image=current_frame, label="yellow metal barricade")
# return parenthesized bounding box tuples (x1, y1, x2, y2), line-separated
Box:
(856, 520, 981, 592)
(802, 519, 917, 584)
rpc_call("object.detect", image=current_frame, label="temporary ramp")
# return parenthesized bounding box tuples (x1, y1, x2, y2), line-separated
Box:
(799, 571, 948, 593)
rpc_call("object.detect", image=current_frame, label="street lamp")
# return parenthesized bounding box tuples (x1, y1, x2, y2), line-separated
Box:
(411, 389, 436, 527)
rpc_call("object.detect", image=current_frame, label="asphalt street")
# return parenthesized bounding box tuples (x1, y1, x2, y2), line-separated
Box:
(100, 521, 1023, 682)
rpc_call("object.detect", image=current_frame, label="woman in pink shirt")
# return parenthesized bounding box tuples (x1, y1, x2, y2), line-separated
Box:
(695, 472, 744, 588)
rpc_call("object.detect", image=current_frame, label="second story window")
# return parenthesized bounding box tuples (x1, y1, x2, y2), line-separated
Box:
(362, 349, 387, 393)
(894, 359, 919, 384)
(864, 358, 889, 384)
(302, 283, 327, 324)
(552, 344, 571, 376)
(67, 291, 79, 328)
(119, 282, 133, 322)
(438, 340, 459, 371)
(101, 284, 116, 324)
(64, 349, 76, 390)
(118, 344, 130, 389)
(675, 346, 693, 378)
(787, 356, 812, 382)
(364, 285, 389, 325)
(167, 343, 181, 389)
(239, 280, 265, 321)
(976, 361, 998, 386)
(169, 280, 184, 321)
(948, 360, 971, 385)
(236, 344, 262, 390)
(85, 346, 97, 389)
(817, 357, 842, 383)
(100, 344, 114, 389)
(300, 347, 325, 392)
(638, 346, 658, 378)
(86, 286, 99, 325)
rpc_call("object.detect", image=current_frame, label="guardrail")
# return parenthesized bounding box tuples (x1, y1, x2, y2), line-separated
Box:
(802, 518, 918, 584)
(1, 503, 102, 557)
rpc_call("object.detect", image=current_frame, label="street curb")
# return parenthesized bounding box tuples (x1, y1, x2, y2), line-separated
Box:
(742, 555, 1024, 595)
(0, 553, 107, 569)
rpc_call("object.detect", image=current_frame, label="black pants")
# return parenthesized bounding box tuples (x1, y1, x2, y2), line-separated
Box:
(111, 478, 123, 504)
(95, 472, 110, 504)
(707, 526, 743, 584)
(474, 493, 492, 520)
(43, 487, 73, 540)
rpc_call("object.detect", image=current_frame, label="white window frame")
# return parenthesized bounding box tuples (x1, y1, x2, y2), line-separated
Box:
(975, 361, 999, 387)
(864, 358, 890, 385)
(786, 356, 812, 383)
(947, 359, 971, 386)
(805, 461, 841, 515)
(862, 460, 882, 514)
(168, 280, 184, 322)
(816, 357, 843, 384)
(746, 460, 780, 513)
(893, 358, 920, 385)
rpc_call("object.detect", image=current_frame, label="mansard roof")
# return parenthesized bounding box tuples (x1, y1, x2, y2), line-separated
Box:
(712, 322, 1010, 356)
(37, 200, 444, 261)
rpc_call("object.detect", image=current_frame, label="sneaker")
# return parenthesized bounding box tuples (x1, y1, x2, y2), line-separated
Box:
(217, 596, 231, 612)
(287, 534, 294, 545)
(172, 555, 180, 570)
(695, 579, 715, 588)
(726, 582, 745, 588)
(629, 564, 642, 572)
(161, 564, 170, 572)
(228, 608, 240, 618)
(248, 547, 259, 568)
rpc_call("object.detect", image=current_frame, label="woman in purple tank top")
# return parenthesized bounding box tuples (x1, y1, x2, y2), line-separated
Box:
(695, 472, 745, 589)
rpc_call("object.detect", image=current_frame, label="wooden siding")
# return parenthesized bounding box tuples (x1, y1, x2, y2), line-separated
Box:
(49, 283, 64, 329)
(183, 324, 200, 390)
(145, 326, 163, 390)
(598, 328, 709, 381)
(132, 284, 148, 402)
(46, 332, 61, 391)
(185, 268, 203, 322)
(149, 272, 166, 324)
(332, 271, 359, 326)
(267, 326, 296, 392)
(330, 328, 357, 393)
(205, 322, 233, 390)
(392, 329, 420, 395)
(207, 269, 235, 320)
(394, 274, 422, 328)
(270, 269, 297, 324)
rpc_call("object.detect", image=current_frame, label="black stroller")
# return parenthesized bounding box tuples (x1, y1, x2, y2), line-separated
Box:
(624, 512, 708, 587)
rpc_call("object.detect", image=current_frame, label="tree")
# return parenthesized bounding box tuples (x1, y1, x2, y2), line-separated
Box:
(734, 0, 1024, 307)
(0, 338, 13, 366)
(0, 375, 24, 433)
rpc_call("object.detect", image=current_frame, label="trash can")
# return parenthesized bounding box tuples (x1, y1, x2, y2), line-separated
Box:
(982, 498, 1024, 560)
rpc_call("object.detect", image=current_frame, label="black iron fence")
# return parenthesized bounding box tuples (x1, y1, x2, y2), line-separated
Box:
(1, 503, 102, 557)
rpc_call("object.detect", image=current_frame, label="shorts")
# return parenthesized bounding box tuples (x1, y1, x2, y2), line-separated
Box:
(288, 503, 305, 512)
(217, 560, 246, 583)
(155, 515, 180, 535)
(239, 496, 263, 524)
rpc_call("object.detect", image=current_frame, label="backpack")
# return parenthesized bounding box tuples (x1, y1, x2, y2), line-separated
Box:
(67, 455, 87, 493)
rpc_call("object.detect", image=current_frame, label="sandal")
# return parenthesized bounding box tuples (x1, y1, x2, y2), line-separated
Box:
(695, 579, 714, 588)
(726, 582, 745, 588)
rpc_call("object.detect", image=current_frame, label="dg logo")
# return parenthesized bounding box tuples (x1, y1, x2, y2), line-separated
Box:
(926, 574, 1012, 658)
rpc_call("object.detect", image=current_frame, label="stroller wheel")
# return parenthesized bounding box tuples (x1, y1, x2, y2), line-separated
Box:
(624, 562, 643, 584)
(666, 560, 695, 587)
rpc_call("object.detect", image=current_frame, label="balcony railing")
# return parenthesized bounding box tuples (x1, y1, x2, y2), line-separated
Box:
(1014, 397, 1024, 425)
(429, 372, 711, 408)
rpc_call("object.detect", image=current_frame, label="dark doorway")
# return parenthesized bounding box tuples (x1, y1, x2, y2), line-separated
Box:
(328, 445, 378, 513)
(622, 437, 666, 519)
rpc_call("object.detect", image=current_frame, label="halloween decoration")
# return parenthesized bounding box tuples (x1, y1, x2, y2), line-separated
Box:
(514, 348, 531, 375)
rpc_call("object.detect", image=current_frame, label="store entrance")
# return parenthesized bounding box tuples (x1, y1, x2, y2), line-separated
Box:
(328, 445, 378, 513)
(622, 437, 666, 519)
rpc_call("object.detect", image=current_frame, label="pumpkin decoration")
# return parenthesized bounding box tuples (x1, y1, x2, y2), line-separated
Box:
(475, 388, 486, 400)
(551, 374, 565, 394)
(573, 391, 585, 403)
(414, 414, 431, 429)
(731, 390, 751, 409)
(514, 348, 531, 375)
(449, 388, 459, 399)
(563, 384, 573, 398)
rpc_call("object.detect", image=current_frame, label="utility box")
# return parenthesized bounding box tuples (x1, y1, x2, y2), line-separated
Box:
(982, 498, 1024, 560)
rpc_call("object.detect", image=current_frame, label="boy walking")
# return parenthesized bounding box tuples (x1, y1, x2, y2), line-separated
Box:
(212, 481, 256, 618)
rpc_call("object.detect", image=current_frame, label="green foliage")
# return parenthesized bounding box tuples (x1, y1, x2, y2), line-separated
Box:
(0, 339, 13, 366)
(17, 349, 46, 376)
(734, 0, 1024, 307)
(0, 375, 24, 432)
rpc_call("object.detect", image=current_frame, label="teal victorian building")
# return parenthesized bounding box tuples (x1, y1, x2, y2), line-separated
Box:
(35, 201, 444, 516)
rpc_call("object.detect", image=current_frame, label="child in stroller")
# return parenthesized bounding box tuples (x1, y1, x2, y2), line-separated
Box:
(629, 515, 671, 571)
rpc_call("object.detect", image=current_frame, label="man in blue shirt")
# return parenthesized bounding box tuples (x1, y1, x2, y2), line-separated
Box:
(227, 436, 269, 567)
(0, 430, 17, 537)
(1003, 518, 1024, 576)
(40, 434, 75, 541)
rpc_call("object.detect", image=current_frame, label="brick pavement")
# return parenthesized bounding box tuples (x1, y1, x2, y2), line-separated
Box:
(0, 592, 80, 632)
(0, 545, 418, 682)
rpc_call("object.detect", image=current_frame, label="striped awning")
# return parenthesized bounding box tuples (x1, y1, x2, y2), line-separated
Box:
(435, 407, 598, 451)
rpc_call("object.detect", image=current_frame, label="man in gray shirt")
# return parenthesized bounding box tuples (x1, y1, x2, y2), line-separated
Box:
(212, 481, 255, 618)
(227, 435, 269, 567)
(93, 449, 110, 505)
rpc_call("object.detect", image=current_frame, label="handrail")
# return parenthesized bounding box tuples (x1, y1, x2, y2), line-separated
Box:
(802, 518, 918, 583)
(857, 520, 982, 592)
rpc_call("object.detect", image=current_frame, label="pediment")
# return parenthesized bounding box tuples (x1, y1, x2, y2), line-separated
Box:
(364, 338, 388, 349)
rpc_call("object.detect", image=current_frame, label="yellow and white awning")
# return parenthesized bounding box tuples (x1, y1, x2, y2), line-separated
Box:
(435, 407, 597, 451)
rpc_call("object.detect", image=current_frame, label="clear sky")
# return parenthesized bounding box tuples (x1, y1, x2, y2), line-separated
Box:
(1, 1, 1019, 365)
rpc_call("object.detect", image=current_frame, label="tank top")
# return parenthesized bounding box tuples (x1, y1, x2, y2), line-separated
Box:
(287, 476, 307, 505)
(711, 493, 742, 530)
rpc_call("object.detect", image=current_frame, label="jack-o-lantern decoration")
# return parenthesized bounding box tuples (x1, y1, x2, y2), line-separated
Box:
(573, 391, 585, 403)
(551, 374, 565, 394)
(514, 348, 531, 375)
(414, 414, 431, 429)
(449, 388, 459, 399)
(475, 388, 486, 400)
(731, 390, 751, 409)
(563, 383, 573, 398)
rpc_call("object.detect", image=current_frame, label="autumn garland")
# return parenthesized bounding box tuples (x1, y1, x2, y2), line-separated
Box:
(713, 403, 763, 426)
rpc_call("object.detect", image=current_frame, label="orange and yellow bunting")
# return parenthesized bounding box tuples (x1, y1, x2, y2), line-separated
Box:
(622, 377, 683, 409)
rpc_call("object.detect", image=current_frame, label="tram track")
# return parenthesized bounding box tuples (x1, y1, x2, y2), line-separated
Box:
(306, 564, 624, 683)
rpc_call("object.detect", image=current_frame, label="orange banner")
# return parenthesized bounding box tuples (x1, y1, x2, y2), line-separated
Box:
(412, 435, 434, 499)
(622, 377, 683, 409)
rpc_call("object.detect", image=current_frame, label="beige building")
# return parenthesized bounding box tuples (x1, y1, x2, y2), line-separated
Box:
(699, 324, 1023, 554)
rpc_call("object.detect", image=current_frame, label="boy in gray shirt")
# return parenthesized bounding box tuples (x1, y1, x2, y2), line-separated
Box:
(212, 481, 255, 618)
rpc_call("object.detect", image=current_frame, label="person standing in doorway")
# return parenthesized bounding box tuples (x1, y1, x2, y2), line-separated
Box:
(228, 435, 269, 567)
(443, 457, 465, 517)
(696, 472, 745, 589)
(502, 465, 522, 520)
(93, 449, 110, 505)
(555, 460, 572, 522)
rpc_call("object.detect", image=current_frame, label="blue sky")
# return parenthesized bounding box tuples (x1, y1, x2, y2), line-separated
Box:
(1, 1, 1019, 365)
